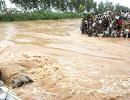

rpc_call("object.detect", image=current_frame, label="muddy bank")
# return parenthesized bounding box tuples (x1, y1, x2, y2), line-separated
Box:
(0, 19, 130, 100)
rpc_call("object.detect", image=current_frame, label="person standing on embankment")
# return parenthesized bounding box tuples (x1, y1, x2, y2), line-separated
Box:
(126, 12, 130, 38)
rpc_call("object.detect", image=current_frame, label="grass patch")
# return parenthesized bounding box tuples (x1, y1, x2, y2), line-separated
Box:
(0, 11, 84, 22)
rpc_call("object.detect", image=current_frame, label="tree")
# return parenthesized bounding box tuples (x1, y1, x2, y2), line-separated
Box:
(115, 3, 130, 12)
(69, 0, 80, 12)
(85, 0, 95, 12)
(51, 0, 68, 12)
(10, 0, 41, 11)
(0, 0, 6, 13)
(68, 0, 86, 12)
(9, 0, 130, 13)
(98, 1, 104, 15)
(104, 1, 114, 11)
(40, 0, 53, 11)
(79, 4, 85, 12)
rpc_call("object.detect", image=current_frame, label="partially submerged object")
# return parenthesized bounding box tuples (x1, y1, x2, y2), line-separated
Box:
(0, 64, 34, 89)
(11, 74, 33, 88)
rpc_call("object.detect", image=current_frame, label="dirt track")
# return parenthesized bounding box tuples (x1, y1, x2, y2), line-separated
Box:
(0, 19, 130, 100)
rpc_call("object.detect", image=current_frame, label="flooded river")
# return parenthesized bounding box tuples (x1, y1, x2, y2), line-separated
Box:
(0, 19, 130, 100)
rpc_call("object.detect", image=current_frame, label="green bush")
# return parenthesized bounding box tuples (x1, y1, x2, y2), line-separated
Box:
(0, 10, 84, 22)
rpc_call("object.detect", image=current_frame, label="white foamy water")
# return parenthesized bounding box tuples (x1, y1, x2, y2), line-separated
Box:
(0, 40, 14, 48)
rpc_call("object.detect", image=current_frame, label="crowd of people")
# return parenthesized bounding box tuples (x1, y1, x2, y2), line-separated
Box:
(80, 11, 130, 38)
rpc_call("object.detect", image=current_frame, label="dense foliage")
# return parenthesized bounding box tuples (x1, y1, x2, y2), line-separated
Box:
(0, 11, 83, 21)
(9, 0, 130, 13)
(0, 0, 6, 13)
(0, 0, 130, 21)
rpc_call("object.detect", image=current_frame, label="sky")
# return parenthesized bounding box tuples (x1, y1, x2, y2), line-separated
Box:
(95, 0, 130, 8)
(4, 0, 130, 8)
(5, 0, 15, 8)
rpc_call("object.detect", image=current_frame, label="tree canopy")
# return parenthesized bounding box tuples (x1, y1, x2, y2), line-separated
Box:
(0, 0, 6, 13)
(1, 0, 129, 14)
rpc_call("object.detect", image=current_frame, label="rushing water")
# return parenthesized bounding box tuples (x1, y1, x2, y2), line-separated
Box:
(0, 19, 130, 100)
(0, 19, 130, 60)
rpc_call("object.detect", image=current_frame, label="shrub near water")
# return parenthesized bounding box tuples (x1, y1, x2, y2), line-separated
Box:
(0, 11, 83, 21)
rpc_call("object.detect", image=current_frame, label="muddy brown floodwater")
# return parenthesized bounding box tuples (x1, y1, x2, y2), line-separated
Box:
(0, 19, 130, 100)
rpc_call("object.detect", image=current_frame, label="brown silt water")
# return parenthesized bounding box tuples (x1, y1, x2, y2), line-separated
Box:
(0, 19, 130, 100)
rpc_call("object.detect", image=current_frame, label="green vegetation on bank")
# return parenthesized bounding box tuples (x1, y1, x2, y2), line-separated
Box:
(0, 11, 83, 21)
(0, 0, 130, 21)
